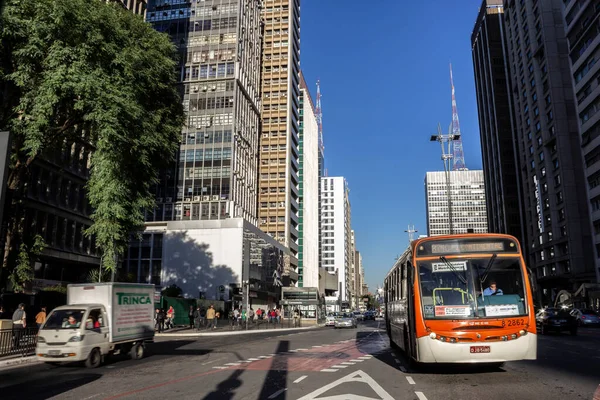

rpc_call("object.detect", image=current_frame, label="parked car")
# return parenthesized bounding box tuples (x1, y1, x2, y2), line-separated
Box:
(334, 312, 357, 329)
(536, 307, 578, 335)
(353, 311, 364, 322)
(570, 308, 600, 327)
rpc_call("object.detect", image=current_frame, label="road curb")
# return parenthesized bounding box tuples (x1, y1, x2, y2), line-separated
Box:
(156, 324, 324, 337)
(0, 355, 38, 369)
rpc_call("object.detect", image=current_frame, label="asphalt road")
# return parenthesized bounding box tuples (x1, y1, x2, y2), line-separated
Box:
(0, 320, 598, 400)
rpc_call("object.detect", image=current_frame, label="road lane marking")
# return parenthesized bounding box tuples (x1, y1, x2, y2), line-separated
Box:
(268, 388, 287, 399)
(296, 348, 308, 351)
(259, 356, 269, 358)
(312, 345, 323, 348)
(288, 350, 299, 353)
(297, 370, 394, 400)
(341, 362, 355, 365)
(406, 376, 416, 385)
(212, 366, 228, 369)
(331, 365, 348, 368)
(294, 376, 307, 383)
(415, 392, 428, 400)
(321, 368, 338, 372)
(247, 358, 260, 361)
(349, 359, 364, 362)
(225, 363, 241, 366)
(358, 356, 372, 359)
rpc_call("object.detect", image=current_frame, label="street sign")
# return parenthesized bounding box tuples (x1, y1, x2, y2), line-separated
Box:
(296, 370, 394, 400)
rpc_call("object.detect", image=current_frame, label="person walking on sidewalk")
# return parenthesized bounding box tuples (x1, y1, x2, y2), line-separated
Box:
(35, 307, 47, 329)
(206, 304, 216, 329)
(214, 310, 220, 328)
(193, 306, 201, 331)
(12, 303, 26, 350)
(188, 306, 195, 329)
(166, 306, 175, 330)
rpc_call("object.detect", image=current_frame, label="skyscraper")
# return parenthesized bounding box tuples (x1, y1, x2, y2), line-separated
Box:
(500, 0, 595, 299)
(298, 72, 319, 289)
(425, 170, 488, 236)
(258, 0, 302, 282)
(320, 177, 352, 304)
(145, 0, 262, 225)
(471, 0, 524, 243)
(563, 0, 600, 284)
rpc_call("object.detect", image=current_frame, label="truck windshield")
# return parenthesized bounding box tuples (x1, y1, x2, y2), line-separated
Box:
(43, 309, 86, 329)
(418, 256, 527, 319)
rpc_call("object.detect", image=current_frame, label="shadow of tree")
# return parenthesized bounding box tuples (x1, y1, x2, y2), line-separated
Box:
(161, 231, 238, 299)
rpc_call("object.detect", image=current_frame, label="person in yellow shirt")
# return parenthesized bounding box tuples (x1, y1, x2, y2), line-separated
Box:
(35, 307, 47, 328)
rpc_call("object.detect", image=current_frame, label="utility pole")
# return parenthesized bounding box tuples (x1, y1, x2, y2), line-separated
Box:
(430, 123, 460, 234)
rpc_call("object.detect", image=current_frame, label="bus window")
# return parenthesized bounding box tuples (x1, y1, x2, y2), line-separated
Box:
(418, 256, 527, 319)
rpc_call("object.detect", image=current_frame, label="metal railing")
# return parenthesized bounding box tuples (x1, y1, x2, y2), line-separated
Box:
(0, 327, 39, 358)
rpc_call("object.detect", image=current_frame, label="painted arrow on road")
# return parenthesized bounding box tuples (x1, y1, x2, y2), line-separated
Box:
(295, 370, 394, 400)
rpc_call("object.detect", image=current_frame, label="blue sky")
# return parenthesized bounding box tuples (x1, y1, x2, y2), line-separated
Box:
(300, 0, 484, 292)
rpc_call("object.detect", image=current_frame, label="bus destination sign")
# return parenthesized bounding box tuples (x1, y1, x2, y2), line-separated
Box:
(417, 238, 519, 256)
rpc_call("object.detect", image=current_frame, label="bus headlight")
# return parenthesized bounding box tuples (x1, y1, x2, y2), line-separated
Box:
(450, 338, 457, 343)
(511, 334, 518, 339)
(440, 336, 446, 342)
(429, 332, 437, 339)
(519, 329, 527, 336)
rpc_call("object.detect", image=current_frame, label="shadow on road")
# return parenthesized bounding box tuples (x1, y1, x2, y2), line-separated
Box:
(0, 372, 102, 400)
(257, 340, 289, 400)
(202, 368, 244, 400)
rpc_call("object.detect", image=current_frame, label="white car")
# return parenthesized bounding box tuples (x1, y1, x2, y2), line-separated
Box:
(325, 313, 338, 326)
(334, 312, 357, 329)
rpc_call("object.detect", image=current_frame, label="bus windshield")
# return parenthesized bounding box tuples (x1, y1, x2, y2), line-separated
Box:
(418, 256, 527, 319)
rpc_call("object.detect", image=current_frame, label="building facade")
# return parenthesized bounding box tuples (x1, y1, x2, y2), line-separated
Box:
(126, 219, 287, 309)
(113, 0, 146, 16)
(563, 0, 600, 284)
(258, 0, 301, 281)
(145, 0, 262, 226)
(298, 72, 319, 289)
(425, 170, 488, 236)
(320, 176, 351, 303)
(354, 249, 363, 309)
(501, 0, 596, 299)
(471, 0, 524, 244)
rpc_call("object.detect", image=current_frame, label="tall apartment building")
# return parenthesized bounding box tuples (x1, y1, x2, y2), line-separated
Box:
(113, 0, 146, 15)
(425, 170, 488, 236)
(144, 0, 262, 226)
(297, 72, 319, 288)
(349, 230, 356, 307)
(471, 0, 524, 244)
(258, 0, 301, 282)
(563, 0, 600, 284)
(320, 177, 352, 303)
(354, 249, 363, 309)
(501, 0, 595, 298)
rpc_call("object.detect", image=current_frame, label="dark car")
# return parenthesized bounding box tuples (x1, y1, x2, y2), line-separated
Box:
(536, 307, 578, 335)
(363, 311, 375, 320)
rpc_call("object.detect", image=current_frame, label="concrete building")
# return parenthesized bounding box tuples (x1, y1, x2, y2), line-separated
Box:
(125, 219, 287, 310)
(471, 0, 524, 244)
(136, 0, 263, 291)
(425, 170, 488, 236)
(500, 0, 595, 300)
(298, 72, 319, 289)
(320, 177, 352, 305)
(113, 0, 146, 16)
(349, 230, 356, 308)
(145, 0, 262, 226)
(563, 0, 600, 284)
(354, 249, 363, 309)
(258, 0, 302, 282)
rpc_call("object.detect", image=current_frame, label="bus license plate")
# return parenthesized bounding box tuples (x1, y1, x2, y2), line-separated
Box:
(470, 346, 490, 354)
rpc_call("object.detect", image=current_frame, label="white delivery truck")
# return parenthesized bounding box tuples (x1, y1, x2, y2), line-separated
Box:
(36, 282, 155, 368)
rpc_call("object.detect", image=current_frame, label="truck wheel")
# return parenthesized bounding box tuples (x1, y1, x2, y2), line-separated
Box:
(85, 348, 102, 368)
(129, 343, 144, 360)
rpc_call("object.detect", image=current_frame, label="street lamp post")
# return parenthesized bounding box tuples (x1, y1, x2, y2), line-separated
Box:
(430, 123, 460, 235)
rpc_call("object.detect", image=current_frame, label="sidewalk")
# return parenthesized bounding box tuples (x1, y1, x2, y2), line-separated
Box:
(156, 321, 324, 337)
(0, 354, 37, 369)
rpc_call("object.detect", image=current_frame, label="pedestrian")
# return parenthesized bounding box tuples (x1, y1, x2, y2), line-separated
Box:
(214, 310, 220, 328)
(155, 308, 165, 333)
(35, 307, 47, 329)
(188, 305, 195, 329)
(12, 303, 26, 349)
(206, 305, 216, 329)
(166, 306, 175, 329)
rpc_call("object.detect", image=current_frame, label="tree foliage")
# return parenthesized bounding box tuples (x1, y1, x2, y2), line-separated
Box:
(0, 0, 184, 283)
(9, 234, 45, 292)
(162, 284, 183, 298)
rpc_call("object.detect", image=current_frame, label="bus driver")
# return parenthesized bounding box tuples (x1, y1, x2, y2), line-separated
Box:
(483, 281, 503, 296)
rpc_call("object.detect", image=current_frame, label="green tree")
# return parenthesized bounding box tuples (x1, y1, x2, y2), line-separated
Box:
(0, 0, 184, 287)
(162, 284, 183, 298)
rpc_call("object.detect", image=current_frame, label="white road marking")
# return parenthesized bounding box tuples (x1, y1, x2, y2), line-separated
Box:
(415, 392, 428, 400)
(400, 366, 407, 372)
(247, 358, 260, 361)
(394, 358, 401, 363)
(296, 348, 308, 351)
(296, 370, 394, 400)
(320, 368, 338, 372)
(358, 356, 372, 360)
(225, 363, 241, 366)
(312, 345, 323, 348)
(349, 359, 364, 362)
(268, 388, 287, 399)
(341, 362, 355, 365)
(294, 375, 308, 383)
(258, 356, 269, 358)
(201, 359, 218, 366)
(212, 366, 228, 369)
(241, 360, 252, 363)
(288, 350, 299, 353)
(331, 365, 348, 368)
(406, 376, 416, 385)
(269, 354, 277, 356)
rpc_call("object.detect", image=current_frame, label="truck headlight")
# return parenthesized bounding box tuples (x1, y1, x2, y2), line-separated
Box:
(37, 336, 45, 343)
(68, 335, 85, 342)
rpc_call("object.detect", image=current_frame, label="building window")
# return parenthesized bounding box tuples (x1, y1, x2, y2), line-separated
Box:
(539, 151, 544, 161)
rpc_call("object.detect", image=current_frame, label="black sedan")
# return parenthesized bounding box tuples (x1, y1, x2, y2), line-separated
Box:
(536, 307, 578, 335)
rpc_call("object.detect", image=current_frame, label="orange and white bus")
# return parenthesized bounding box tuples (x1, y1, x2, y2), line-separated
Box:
(384, 234, 537, 364)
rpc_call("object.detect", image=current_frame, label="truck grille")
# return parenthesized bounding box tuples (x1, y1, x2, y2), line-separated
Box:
(47, 342, 67, 346)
